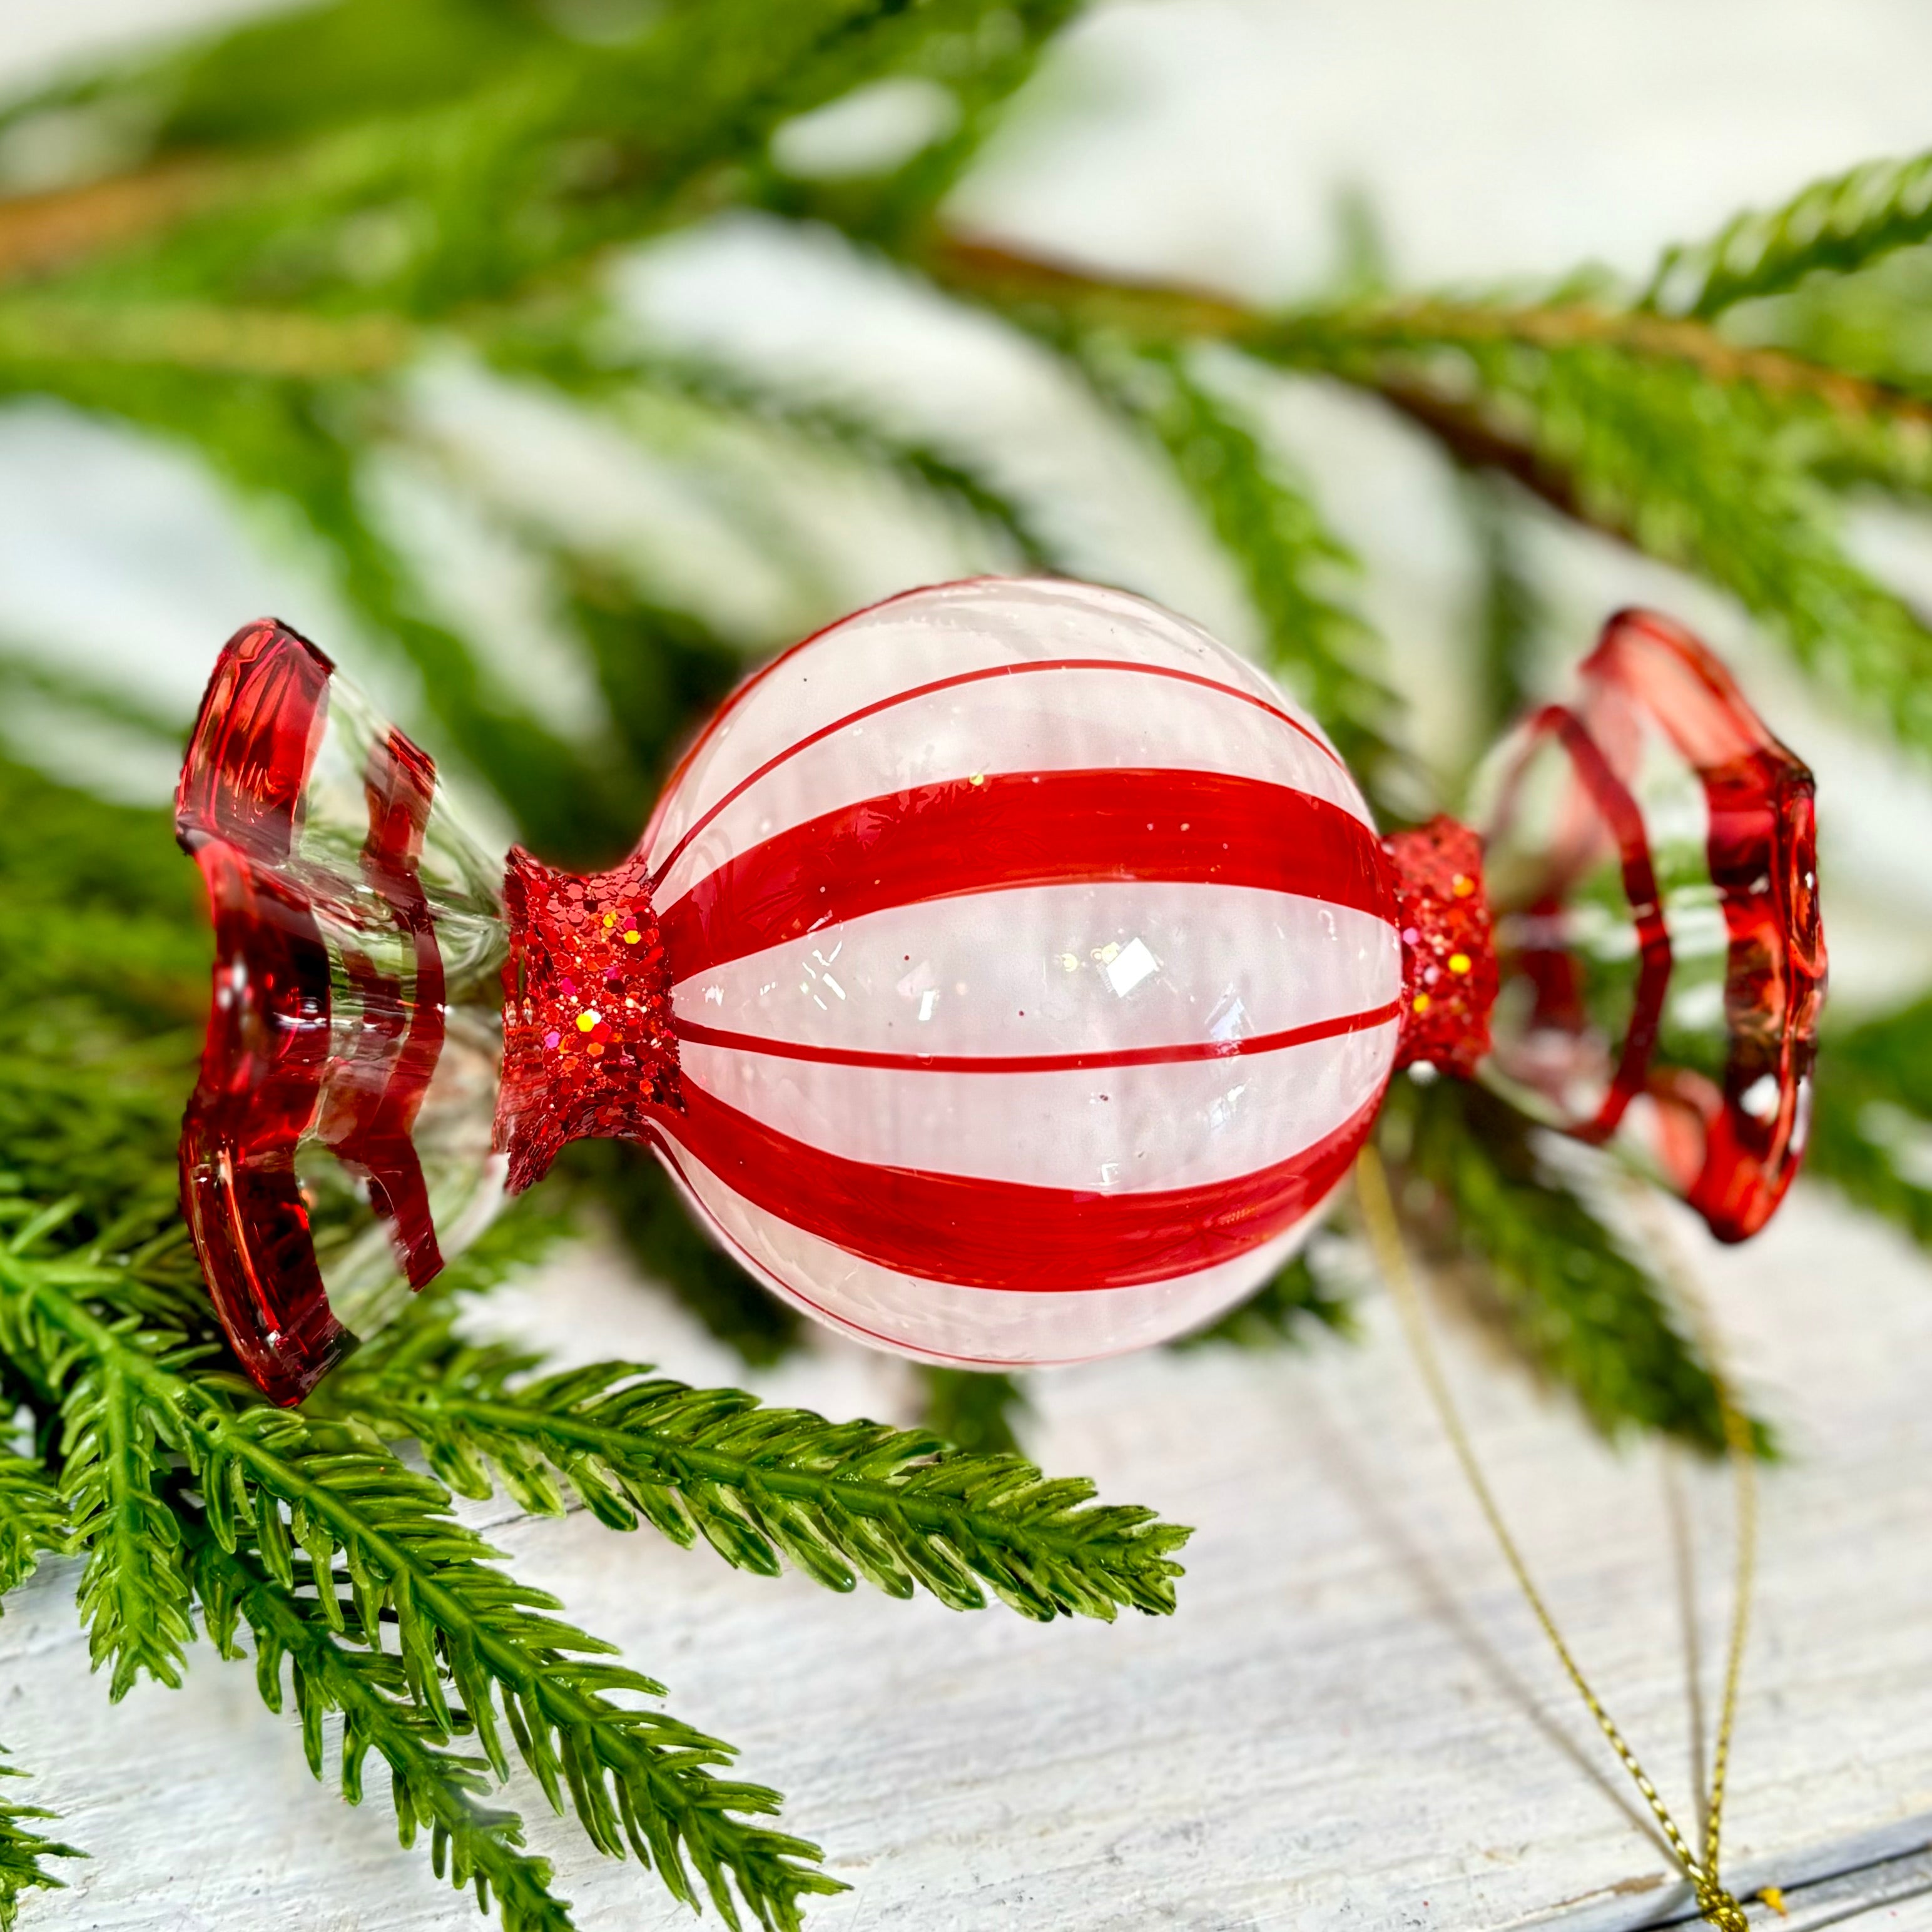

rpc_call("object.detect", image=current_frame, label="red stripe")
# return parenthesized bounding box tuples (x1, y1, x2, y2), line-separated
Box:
(671, 998, 1400, 1075)
(658, 1077, 1384, 1293)
(649, 654, 1345, 891)
(321, 727, 447, 1288)
(660, 767, 1395, 982)
(654, 1134, 1189, 1364)
(653, 1137, 1092, 1364)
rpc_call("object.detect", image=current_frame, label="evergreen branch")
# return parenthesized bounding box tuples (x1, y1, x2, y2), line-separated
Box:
(1391, 1080, 1750, 1453)
(13, 277, 1929, 461)
(0, 1453, 67, 1599)
(0, 358, 633, 867)
(1722, 241, 1932, 432)
(751, 1, 1081, 249)
(929, 240, 1932, 427)
(60, 1358, 195, 1701)
(913, 1368, 1028, 1457)
(0, 298, 412, 377)
(1461, 470, 1546, 739)
(0, 1242, 841, 1931)
(186, 1525, 576, 1932)
(927, 242, 1932, 751)
(1806, 994, 1932, 1248)
(1253, 295, 1932, 513)
(1, 1, 1052, 322)
(1266, 330, 1932, 753)
(0, 0, 559, 162)
(41, 1296, 200, 1699)
(0, 162, 235, 295)
(328, 1323, 1191, 1622)
(1075, 338, 1403, 797)
(1174, 1251, 1355, 1351)
(635, 364, 1064, 572)
(1259, 296, 1932, 425)
(1644, 149, 1932, 320)
(0, 1752, 81, 1932)
(918, 248, 1410, 795)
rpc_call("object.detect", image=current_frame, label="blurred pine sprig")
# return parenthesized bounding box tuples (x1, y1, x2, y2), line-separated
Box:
(1, 0, 1930, 1923)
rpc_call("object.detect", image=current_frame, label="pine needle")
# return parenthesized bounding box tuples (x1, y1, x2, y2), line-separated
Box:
(1644, 148, 1932, 319)
(0, 1752, 82, 1932)
(330, 1324, 1189, 1622)
(190, 1526, 578, 1932)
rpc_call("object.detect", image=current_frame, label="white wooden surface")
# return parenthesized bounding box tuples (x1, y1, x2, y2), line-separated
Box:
(8, 1181, 1932, 1931)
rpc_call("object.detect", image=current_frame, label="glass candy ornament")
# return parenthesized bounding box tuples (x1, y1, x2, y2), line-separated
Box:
(174, 581, 1824, 1405)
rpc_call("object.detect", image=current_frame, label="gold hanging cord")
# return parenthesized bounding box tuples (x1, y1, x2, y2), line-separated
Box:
(1354, 1144, 1759, 1932)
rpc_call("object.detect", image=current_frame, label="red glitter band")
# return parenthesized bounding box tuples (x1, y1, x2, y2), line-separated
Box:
(494, 847, 682, 1193)
(1383, 815, 1499, 1078)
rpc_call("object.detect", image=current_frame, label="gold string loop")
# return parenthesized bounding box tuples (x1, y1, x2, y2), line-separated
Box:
(1353, 1145, 1760, 1931)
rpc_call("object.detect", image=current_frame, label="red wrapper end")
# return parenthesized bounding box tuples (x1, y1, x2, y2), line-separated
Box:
(176, 619, 512, 1403)
(1478, 608, 1826, 1242)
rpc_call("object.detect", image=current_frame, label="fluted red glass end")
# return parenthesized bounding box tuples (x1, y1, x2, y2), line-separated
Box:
(1478, 609, 1825, 1242)
(177, 621, 510, 1403)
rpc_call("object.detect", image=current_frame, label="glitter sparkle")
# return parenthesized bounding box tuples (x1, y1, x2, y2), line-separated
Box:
(1383, 816, 1498, 1077)
(494, 847, 682, 1192)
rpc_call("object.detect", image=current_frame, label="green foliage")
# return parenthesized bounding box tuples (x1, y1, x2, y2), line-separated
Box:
(1734, 250, 1932, 417)
(0, 1754, 81, 1932)
(330, 1322, 1187, 1620)
(915, 1366, 1028, 1456)
(0, 761, 203, 1218)
(1247, 305, 1932, 753)
(0, 1211, 842, 1930)
(26, 1, 1055, 322)
(60, 1336, 198, 1699)
(1807, 995, 1932, 1248)
(1079, 338, 1401, 796)
(1388, 1079, 1747, 1454)
(0, 1454, 66, 1600)
(1644, 148, 1932, 320)
(189, 1525, 576, 1932)
(1463, 473, 1543, 741)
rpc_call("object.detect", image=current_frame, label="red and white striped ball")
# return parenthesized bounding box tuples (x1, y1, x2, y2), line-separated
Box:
(641, 577, 1401, 1366)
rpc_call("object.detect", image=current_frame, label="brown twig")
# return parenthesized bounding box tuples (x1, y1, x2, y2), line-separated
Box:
(928, 233, 1932, 439)
(0, 301, 413, 378)
(0, 159, 235, 287)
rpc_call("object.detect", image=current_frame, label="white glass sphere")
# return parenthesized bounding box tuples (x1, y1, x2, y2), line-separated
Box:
(641, 577, 1401, 1365)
